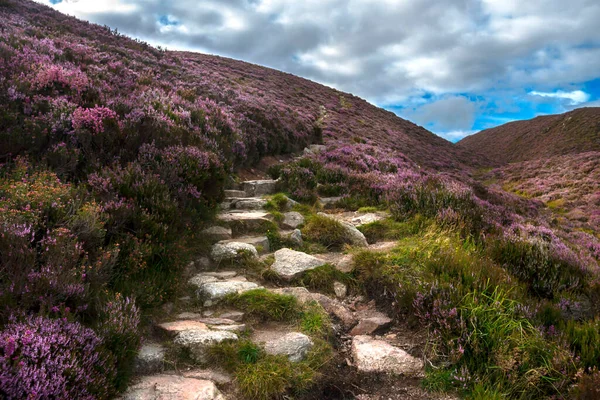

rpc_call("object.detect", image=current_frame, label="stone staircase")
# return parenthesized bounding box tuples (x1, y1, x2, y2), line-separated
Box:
(122, 178, 431, 400)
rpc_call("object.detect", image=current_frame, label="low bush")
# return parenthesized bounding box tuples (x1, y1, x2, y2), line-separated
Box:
(0, 316, 116, 399)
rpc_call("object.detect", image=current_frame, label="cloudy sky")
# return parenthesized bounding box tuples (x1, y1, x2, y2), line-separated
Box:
(40, 0, 600, 141)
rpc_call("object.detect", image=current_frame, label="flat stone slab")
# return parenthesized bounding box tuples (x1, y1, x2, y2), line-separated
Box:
(282, 212, 305, 229)
(217, 211, 272, 222)
(210, 242, 258, 262)
(174, 331, 238, 363)
(233, 198, 268, 210)
(199, 281, 262, 301)
(219, 311, 245, 322)
(134, 343, 165, 375)
(209, 324, 246, 332)
(201, 226, 232, 242)
(350, 213, 386, 227)
(270, 248, 326, 280)
(121, 375, 225, 400)
(263, 332, 314, 362)
(158, 320, 209, 334)
(351, 335, 423, 376)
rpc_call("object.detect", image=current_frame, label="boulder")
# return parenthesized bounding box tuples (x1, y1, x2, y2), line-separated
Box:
(318, 212, 368, 247)
(282, 212, 305, 229)
(351, 336, 423, 376)
(210, 242, 257, 262)
(201, 226, 232, 242)
(121, 375, 224, 400)
(174, 330, 238, 363)
(134, 343, 165, 375)
(263, 332, 314, 362)
(270, 248, 326, 280)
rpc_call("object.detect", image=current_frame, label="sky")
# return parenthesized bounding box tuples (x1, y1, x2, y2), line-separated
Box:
(39, 0, 600, 142)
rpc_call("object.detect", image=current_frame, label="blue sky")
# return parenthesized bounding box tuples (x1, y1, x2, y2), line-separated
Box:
(39, 0, 600, 142)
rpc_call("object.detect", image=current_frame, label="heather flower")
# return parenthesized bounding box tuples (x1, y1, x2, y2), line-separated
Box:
(0, 316, 115, 399)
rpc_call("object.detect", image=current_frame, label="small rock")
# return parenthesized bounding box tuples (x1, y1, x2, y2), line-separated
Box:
(334, 282, 347, 298)
(351, 335, 423, 376)
(318, 212, 368, 247)
(134, 343, 165, 375)
(349, 316, 393, 336)
(202, 226, 232, 242)
(223, 236, 270, 253)
(263, 332, 314, 362)
(121, 375, 225, 400)
(304, 144, 327, 155)
(289, 229, 303, 246)
(282, 212, 305, 229)
(174, 331, 238, 363)
(199, 281, 262, 301)
(197, 318, 237, 325)
(270, 248, 326, 280)
(210, 242, 258, 262)
(350, 213, 385, 227)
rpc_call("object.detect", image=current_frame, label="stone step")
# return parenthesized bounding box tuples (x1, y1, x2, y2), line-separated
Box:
(224, 189, 246, 198)
(216, 211, 274, 236)
(201, 226, 232, 243)
(189, 271, 263, 306)
(252, 330, 314, 362)
(221, 236, 270, 253)
(121, 374, 225, 400)
(242, 179, 278, 197)
(210, 241, 258, 262)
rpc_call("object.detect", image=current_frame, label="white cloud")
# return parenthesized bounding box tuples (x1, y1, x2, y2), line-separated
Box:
(529, 90, 591, 105)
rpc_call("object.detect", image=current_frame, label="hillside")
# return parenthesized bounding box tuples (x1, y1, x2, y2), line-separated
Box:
(459, 107, 600, 165)
(1, 1, 600, 400)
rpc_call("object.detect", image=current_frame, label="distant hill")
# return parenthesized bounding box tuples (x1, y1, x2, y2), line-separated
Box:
(458, 108, 600, 165)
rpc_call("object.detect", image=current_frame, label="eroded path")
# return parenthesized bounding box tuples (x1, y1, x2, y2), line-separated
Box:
(122, 174, 457, 399)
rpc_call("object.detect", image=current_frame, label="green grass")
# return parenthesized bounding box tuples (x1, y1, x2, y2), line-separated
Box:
(303, 214, 349, 250)
(225, 289, 300, 322)
(298, 301, 332, 338)
(294, 264, 357, 295)
(264, 193, 290, 212)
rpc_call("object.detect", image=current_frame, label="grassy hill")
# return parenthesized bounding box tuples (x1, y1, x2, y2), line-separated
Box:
(459, 107, 600, 165)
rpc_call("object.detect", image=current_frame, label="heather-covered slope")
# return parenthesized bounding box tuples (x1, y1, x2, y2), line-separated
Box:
(459, 107, 600, 165)
(2, 1, 600, 399)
